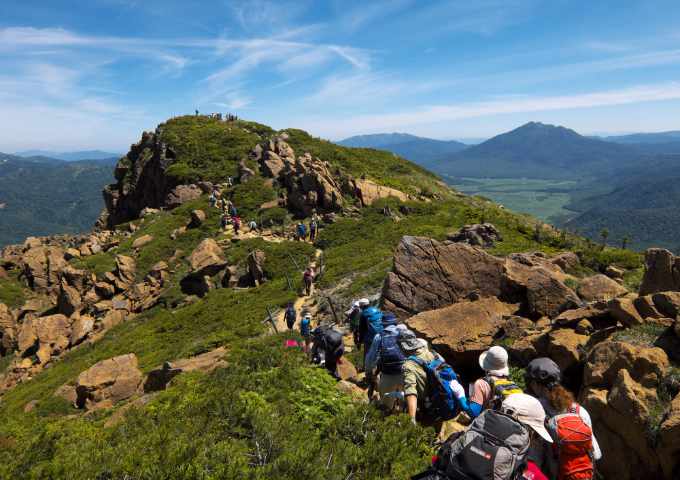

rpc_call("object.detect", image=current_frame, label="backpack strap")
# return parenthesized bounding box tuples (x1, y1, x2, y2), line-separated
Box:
(407, 355, 427, 368)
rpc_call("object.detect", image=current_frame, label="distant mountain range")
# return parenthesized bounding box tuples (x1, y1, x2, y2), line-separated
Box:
(0, 153, 115, 246)
(603, 131, 680, 144)
(338, 133, 468, 169)
(14, 149, 121, 161)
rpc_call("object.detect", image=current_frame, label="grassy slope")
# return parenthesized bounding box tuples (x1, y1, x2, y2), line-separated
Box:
(0, 117, 644, 479)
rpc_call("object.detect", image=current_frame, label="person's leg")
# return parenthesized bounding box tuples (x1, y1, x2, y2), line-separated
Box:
(378, 374, 404, 412)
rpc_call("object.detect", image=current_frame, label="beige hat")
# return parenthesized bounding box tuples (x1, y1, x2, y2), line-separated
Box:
(479, 345, 510, 377)
(501, 393, 553, 443)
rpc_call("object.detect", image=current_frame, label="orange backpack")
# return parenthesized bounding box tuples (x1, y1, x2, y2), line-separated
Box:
(548, 404, 594, 480)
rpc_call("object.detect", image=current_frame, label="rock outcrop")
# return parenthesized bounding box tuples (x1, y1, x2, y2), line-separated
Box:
(447, 223, 502, 248)
(577, 274, 628, 302)
(180, 239, 228, 296)
(75, 353, 143, 410)
(383, 236, 578, 319)
(143, 347, 228, 392)
(639, 248, 680, 295)
(351, 178, 408, 206)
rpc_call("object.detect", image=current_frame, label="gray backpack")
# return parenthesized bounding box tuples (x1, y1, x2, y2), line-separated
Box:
(416, 410, 530, 480)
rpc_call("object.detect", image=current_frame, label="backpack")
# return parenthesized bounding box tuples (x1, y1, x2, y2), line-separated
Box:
(484, 376, 523, 410)
(408, 356, 461, 420)
(417, 409, 531, 480)
(547, 405, 593, 480)
(285, 307, 296, 323)
(300, 318, 311, 337)
(378, 331, 405, 375)
(363, 307, 383, 343)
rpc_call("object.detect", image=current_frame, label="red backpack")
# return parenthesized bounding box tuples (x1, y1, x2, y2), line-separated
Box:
(548, 404, 594, 480)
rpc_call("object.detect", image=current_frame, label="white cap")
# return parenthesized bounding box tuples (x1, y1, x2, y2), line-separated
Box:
(501, 393, 553, 443)
(479, 345, 510, 377)
(358, 298, 370, 306)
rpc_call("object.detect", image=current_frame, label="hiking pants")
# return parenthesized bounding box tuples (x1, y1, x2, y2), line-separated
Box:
(304, 277, 313, 296)
(378, 372, 404, 411)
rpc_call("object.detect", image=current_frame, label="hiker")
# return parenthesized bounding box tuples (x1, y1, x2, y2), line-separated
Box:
(229, 204, 238, 218)
(364, 313, 405, 410)
(311, 325, 345, 380)
(248, 219, 258, 232)
(399, 330, 468, 424)
(309, 219, 318, 242)
(302, 266, 315, 296)
(220, 213, 230, 230)
(233, 216, 241, 235)
(284, 302, 296, 330)
(525, 357, 602, 479)
(300, 313, 312, 354)
(500, 393, 554, 480)
(296, 222, 307, 241)
(209, 191, 217, 208)
(415, 408, 533, 480)
(346, 299, 366, 348)
(358, 302, 383, 369)
(468, 345, 522, 418)
(226, 176, 233, 188)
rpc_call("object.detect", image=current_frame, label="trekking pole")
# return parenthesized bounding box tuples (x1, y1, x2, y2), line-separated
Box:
(326, 296, 340, 325)
(265, 306, 279, 333)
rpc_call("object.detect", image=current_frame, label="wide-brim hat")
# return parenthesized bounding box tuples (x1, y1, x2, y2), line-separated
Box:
(479, 346, 510, 377)
(501, 393, 553, 443)
(399, 331, 427, 351)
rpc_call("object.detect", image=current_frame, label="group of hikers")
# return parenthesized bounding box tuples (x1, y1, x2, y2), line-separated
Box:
(296, 213, 320, 242)
(288, 298, 602, 480)
(208, 186, 260, 236)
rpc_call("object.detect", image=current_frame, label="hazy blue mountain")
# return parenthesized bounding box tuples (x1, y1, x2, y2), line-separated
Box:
(604, 131, 680, 144)
(338, 133, 468, 169)
(14, 149, 122, 161)
(0, 153, 114, 246)
(439, 122, 638, 180)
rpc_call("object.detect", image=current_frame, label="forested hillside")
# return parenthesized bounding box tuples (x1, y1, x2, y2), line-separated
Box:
(0, 155, 115, 246)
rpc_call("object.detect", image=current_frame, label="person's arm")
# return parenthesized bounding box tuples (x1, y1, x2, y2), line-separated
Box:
(406, 394, 418, 423)
(468, 402, 483, 418)
(467, 379, 489, 418)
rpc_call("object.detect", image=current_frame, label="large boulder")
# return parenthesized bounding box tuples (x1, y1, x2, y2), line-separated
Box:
(583, 341, 668, 390)
(536, 328, 589, 372)
(115, 255, 136, 286)
(34, 314, 72, 363)
(382, 237, 505, 316)
(187, 239, 227, 277)
(188, 209, 206, 228)
(165, 184, 202, 209)
(352, 178, 408, 207)
(639, 248, 680, 295)
(608, 297, 644, 327)
(144, 347, 227, 392)
(651, 292, 680, 318)
(57, 279, 82, 317)
(448, 223, 502, 248)
(404, 297, 519, 369)
(247, 250, 266, 286)
(75, 353, 143, 410)
(70, 314, 95, 346)
(131, 234, 154, 249)
(22, 245, 66, 293)
(577, 274, 628, 302)
(382, 236, 578, 319)
(658, 393, 680, 478)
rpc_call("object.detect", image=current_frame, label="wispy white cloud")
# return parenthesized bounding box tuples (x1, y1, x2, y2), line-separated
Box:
(300, 82, 680, 138)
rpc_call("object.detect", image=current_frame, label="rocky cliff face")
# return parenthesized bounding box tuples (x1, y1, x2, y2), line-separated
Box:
(101, 130, 179, 228)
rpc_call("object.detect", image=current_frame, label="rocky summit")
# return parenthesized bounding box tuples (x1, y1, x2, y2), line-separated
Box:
(0, 115, 678, 479)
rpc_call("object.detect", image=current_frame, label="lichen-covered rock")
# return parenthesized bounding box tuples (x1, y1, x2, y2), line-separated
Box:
(447, 223, 502, 248)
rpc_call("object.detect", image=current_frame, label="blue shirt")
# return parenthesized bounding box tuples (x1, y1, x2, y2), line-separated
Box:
(300, 318, 311, 337)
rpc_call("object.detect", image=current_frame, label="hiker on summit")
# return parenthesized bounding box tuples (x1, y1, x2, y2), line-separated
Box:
(303, 266, 315, 296)
(501, 393, 554, 480)
(400, 330, 468, 424)
(468, 345, 522, 418)
(311, 324, 345, 380)
(525, 358, 601, 480)
(364, 313, 406, 410)
(284, 302, 297, 330)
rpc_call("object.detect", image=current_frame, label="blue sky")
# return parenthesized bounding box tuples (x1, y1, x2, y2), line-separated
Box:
(2, 0, 680, 151)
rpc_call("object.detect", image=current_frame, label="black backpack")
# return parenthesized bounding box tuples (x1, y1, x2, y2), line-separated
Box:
(378, 331, 405, 374)
(412, 410, 530, 480)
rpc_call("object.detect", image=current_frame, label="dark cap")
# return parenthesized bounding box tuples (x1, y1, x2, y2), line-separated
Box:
(526, 357, 561, 387)
(382, 312, 397, 326)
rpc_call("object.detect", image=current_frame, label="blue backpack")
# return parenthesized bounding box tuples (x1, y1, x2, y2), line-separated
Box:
(378, 331, 405, 375)
(408, 356, 461, 420)
(363, 307, 383, 344)
(300, 318, 311, 337)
